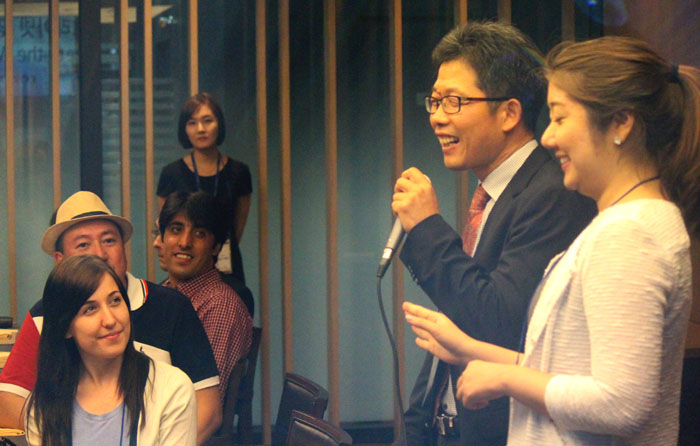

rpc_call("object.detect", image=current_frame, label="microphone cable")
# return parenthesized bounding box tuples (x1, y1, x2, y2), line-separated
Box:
(377, 275, 407, 446)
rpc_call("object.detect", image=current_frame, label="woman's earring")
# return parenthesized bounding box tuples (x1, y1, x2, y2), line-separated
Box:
(613, 136, 622, 146)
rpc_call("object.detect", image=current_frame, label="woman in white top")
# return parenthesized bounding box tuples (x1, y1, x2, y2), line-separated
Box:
(404, 36, 700, 445)
(25, 255, 197, 446)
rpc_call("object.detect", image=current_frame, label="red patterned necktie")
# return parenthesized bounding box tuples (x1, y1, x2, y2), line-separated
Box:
(462, 185, 489, 255)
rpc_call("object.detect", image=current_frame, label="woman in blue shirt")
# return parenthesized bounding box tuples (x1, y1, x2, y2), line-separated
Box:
(25, 255, 196, 445)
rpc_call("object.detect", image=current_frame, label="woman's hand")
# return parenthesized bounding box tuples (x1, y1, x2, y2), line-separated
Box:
(456, 360, 552, 416)
(403, 301, 475, 366)
(456, 360, 507, 410)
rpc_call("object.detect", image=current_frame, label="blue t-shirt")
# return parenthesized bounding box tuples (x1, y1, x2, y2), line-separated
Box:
(72, 400, 130, 446)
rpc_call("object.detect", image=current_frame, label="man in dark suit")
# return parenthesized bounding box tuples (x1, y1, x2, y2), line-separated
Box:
(392, 22, 597, 446)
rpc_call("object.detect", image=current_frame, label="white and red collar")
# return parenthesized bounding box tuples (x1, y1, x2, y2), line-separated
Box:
(126, 271, 149, 311)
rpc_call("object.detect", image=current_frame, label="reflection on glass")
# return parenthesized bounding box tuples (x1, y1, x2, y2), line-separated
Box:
(99, 1, 188, 282)
(0, 2, 80, 321)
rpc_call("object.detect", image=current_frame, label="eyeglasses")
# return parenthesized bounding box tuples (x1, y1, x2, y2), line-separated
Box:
(152, 220, 160, 239)
(425, 95, 509, 114)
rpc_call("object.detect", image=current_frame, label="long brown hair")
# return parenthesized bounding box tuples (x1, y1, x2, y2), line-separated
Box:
(27, 255, 150, 446)
(546, 36, 700, 237)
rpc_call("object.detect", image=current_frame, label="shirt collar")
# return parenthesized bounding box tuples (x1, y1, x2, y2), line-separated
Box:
(481, 140, 538, 203)
(172, 267, 221, 297)
(126, 271, 147, 311)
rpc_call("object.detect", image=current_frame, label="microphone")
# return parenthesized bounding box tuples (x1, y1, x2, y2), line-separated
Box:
(376, 217, 406, 278)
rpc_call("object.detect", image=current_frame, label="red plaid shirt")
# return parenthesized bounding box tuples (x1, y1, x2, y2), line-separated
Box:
(172, 268, 252, 402)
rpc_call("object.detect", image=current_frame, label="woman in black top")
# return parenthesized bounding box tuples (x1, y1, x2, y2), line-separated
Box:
(157, 92, 252, 284)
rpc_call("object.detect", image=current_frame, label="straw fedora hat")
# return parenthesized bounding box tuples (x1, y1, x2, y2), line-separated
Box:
(41, 191, 134, 255)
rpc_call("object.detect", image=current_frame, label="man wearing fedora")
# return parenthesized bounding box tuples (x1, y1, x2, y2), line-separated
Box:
(0, 191, 223, 444)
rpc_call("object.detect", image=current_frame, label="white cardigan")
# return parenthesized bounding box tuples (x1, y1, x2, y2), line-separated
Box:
(509, 199, 691, 446)
(26, 359, 197, 445)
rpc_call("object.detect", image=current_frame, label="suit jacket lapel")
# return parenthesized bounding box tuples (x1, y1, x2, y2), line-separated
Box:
(474, 146, 552, 260)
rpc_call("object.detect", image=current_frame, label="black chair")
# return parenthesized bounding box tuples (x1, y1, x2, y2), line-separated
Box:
(204, 327, 261, 446)
(0, 317, 12, 329)
(286, 410, 352, 446)
(203, 358, 247, 446)
(234, 326, 262, 443)
(272, 373, 330, 446)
